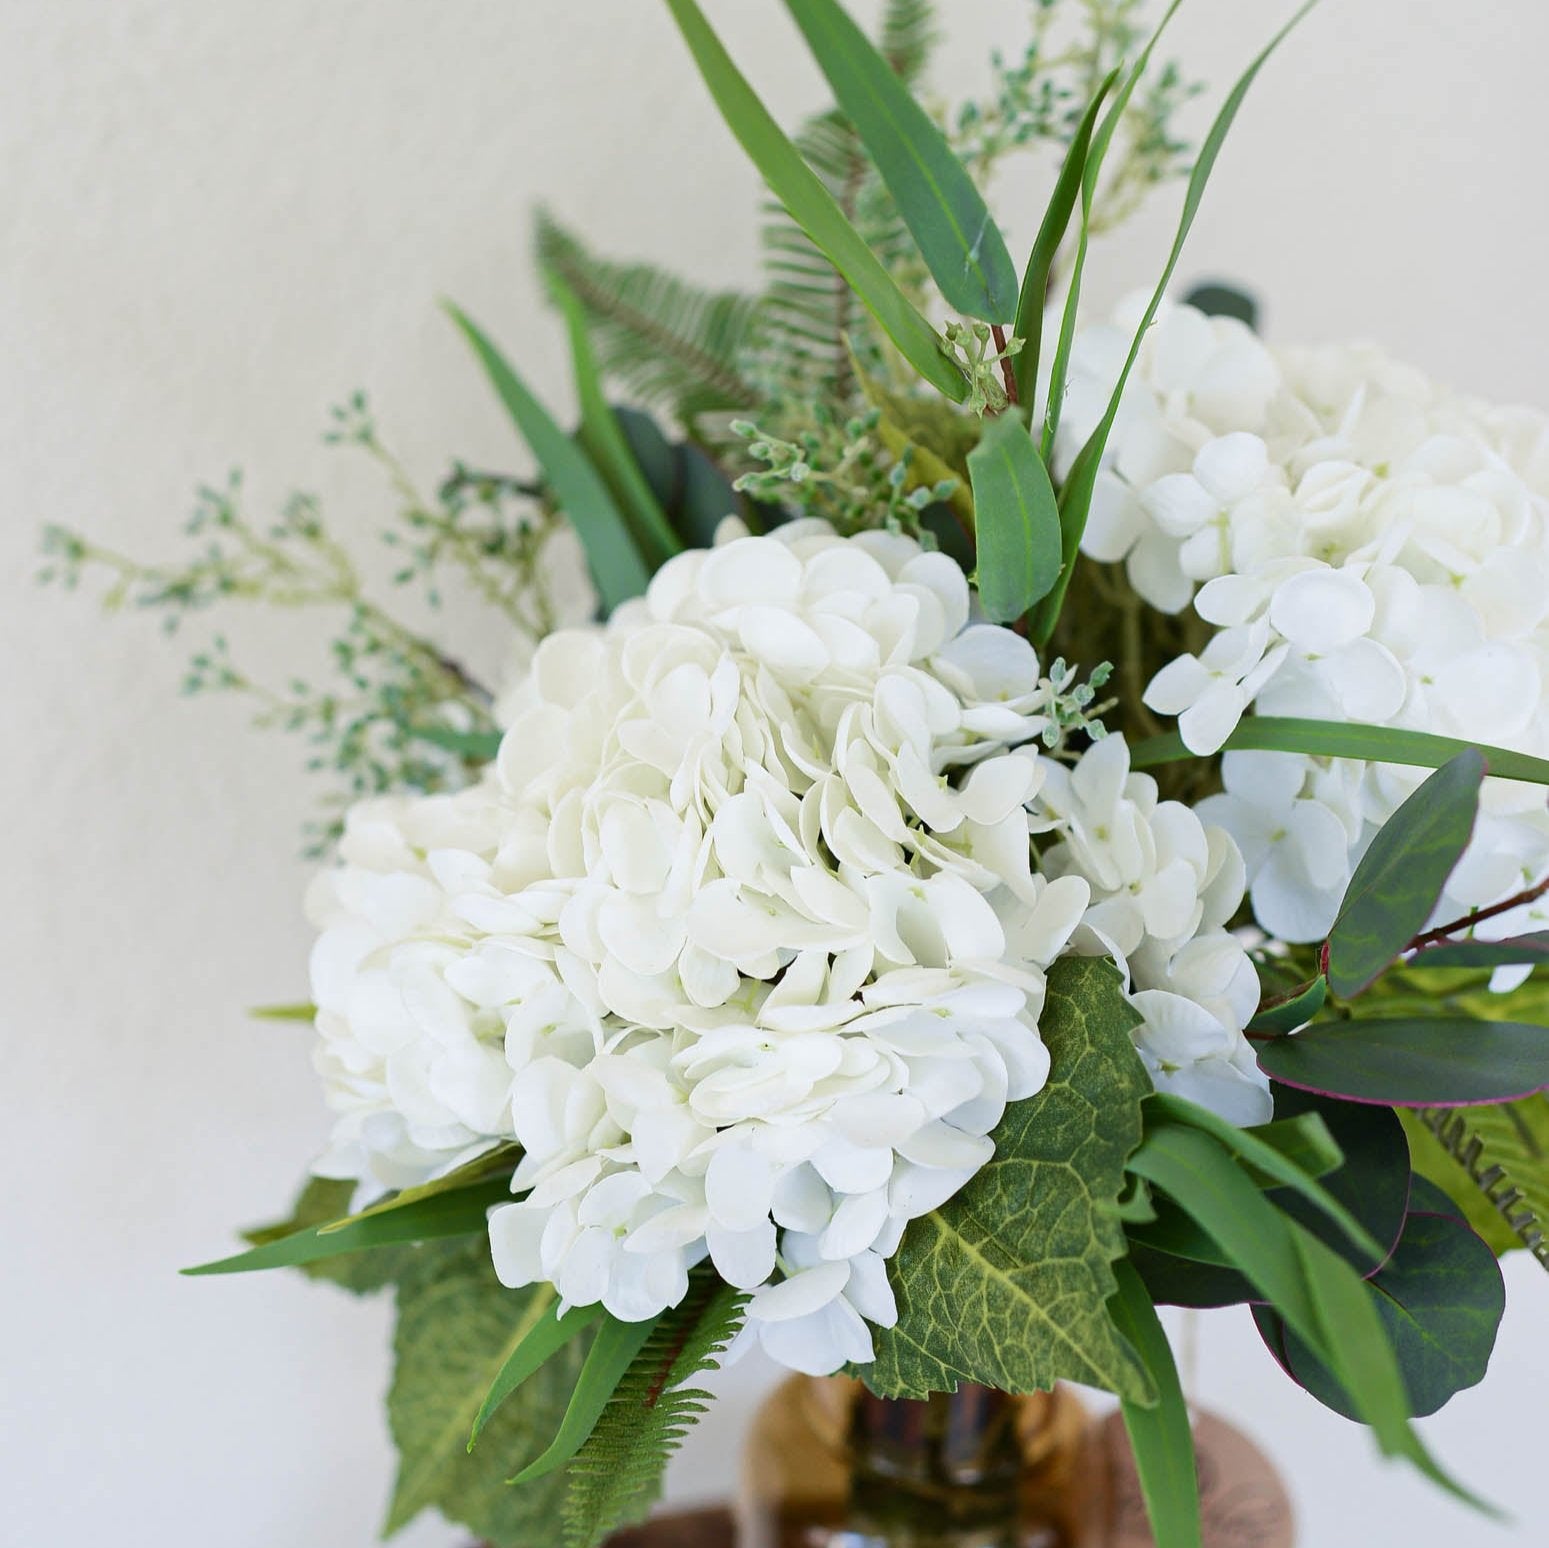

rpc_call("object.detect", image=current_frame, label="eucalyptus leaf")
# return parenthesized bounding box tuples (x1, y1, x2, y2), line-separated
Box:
(663, 0, 967, 401)
(865, 957, 1153, 1403)
(1326, 752, 1484, 998)
(968, 413, 1062, 622)
(446, 304, 651, 612)
(1258, 1017, 1549, 1107)
(1407, 933, 1549, 971)
(1182, 281, 1259, 330)
(1248, 977, 1327, 1035)
(782, 0, 1019, 321)
(1129, 716, 1549, 787)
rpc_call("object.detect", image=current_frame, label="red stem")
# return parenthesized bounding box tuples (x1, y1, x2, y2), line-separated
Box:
(991, 324, 1018, 410)
(1405, 876, 1549, 955)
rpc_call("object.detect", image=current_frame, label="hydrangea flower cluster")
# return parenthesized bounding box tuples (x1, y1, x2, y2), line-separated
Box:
(1058, 298, 1549, 958)
(305, 520, 1266, 1374)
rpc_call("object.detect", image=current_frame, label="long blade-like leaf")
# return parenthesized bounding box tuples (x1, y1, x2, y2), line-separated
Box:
(662, 0, 967, 401)
(1407, 933, 1549, 970)
(1326, 752, 1484, 998)
(1032, 1, 1318, 645)
(446, 304, 651, 612)
(968, 412, 1062, 622)
(509, 1313, 659, 1484)
(320, 1145, 519, 1233)
(1129, 715, 1549, 787)
(1257, 1017, 1549, 1107)
(1109, 1259, 1202, 1548)
(468, 1292, 603, 1450)
(182, 1177, 509, 1276)
(782, 0, 1018, 321)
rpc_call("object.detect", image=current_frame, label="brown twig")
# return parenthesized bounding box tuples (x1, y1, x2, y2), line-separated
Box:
(1405, 876, 1549, 956)
(991, 323, 1019, 409)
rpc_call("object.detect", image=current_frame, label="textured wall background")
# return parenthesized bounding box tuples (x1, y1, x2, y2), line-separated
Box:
(4, 2, 1547, 1544)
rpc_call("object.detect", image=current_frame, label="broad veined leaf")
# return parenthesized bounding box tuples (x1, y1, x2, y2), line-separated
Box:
(1109, 1259, 1202, 1548)
(1129, 716, 1549, 787)
(547, 274, 683, 569)
(322, 1144, 519, 1233)
(446, 303, 652, 613)
(865, 957, 1154, 1403)
(1248, 976, 1327, 1035)
(1032, 1, 1316, 646)
(1010, 70, 1118, 409)
(384, 1239, 586, 1541)
(1325, 752, 1484, 998)
(662, 0, 967, 401)
(468, 1293, 604, 1449)
(968, 413, 1062, 622)
(1255, 1179, 1505, 1422)
(1258, 1017, 1549, 1107)
(510, 1312, 661, 1484)
(183, 1176, 509, 1277)
(1407, 933, 1549, 971)
(782, 0, 1018, 321)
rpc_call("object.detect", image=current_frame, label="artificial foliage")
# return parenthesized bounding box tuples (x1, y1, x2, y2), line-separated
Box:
(49, 2, 1549, 1545)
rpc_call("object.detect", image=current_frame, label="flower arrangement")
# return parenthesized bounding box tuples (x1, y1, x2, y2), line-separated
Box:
(49, 1, 1549, 1544)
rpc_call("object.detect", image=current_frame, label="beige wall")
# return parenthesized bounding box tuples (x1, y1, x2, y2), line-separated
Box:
(4, 2, 1547, 1543)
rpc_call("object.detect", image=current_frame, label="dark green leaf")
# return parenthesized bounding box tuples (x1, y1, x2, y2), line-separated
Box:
(239, 1176, 417, 1295)
(1248, 977, 1327, 1035)
(468, 1294, 604, 1449)
(322, 1144, 519, 1233)
(1182, 281, 1259, 330)
(1258, 1017, 1549, 1107)
(510, 1313, 661, 1484)
(1129, 716, 1549, 788)
(1255, 1178, 1505, 1422)
(663, 0, 967, 401)
(1127, 1242, 1255, 1310)
(183, 1176, 508, 1276)
(865, 957, 1153, 1403)
(782, 0, 1017, 321)
(1109, 1259, 1202, 1548)
(1326, 752, 1484, 998)
(968, 413, 1062, 621)
(1407, 933, 1549, 971)
(445, 303, 651, 613)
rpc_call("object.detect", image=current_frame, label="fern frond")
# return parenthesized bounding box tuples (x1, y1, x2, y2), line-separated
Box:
(877, 0, 938, 84)
(535, 213, 762, 427)
(560, 1274, 746, 1548)
(1417, 1100, 1549, 1267)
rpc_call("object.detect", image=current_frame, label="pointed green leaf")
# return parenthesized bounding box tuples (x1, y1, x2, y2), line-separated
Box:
(662, 0, 967, 401)
(781, 0, 1018, 321)
(968, 413, 1061, 621)
(468, 1293, 604, 1450)
(1109, 1259, 1202, 1548)
(864, 957, 1154, 1403)
(1129, 715, 1549, 787)
(248, 1001, 316, 1023)
(445, 303, 651, 612)
(1248, 977, 1327, 1035)
(1326, 752, 1485, 998)
(322, 1145, 519, 1233)
(1033, 1, 1317, 646)
(402, 722, 503, 763)
(1407, 933, 1549, 971)
(1258, 1017, 1549, 1107)
(239, 1176, 419, 1295)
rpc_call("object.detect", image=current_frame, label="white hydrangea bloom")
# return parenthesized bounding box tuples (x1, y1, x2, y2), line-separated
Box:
(1059, 297, 1549, 953)
(306, 519, 1267, 1373)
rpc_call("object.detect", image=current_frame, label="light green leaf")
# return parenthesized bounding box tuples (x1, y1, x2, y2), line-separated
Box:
(782, 0, 1018, 321)
(662, 0, 967, 401)
(445, 303, 651, 613)
(402, 722, 503, 763)
(1326, 752, 1484, 998)
(1109, 1259, 1202, 1548)
(247, 1001, 316, 1023)
(468, 1293, 603, 1449)
(968, 412, 1061, 622)
(864, 957, 1154, 1403)
(322, 1145, 519, 1233)
(1129, 715, 1549, 787)
(1033, 1, 1317, 645)
(384, 1239, 587, 1542)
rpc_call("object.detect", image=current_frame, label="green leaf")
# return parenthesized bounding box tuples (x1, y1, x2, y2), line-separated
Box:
(511, 1313, 661, 1485)
(782, 0, 1017, 321)
(865, 957, 1154, 1403)
(1033, 1, 1318, 646)
(238, 1176, 418, 1295)
(1109, 1260, 1202, 1548)
(1010, 70, 1118, 409)
(1248, 977, 1327, 1035)
(1407, 933, 1549, 971)
(183, 1175, 508, 1277)
(445, 302, 651, 613)
(384, 1239, 587, 1543)
(247, 1001, 316, 1023)
(403, 722, 503, 763)
(547, 273, 682, 569)
(615, 407, 739, 551)
(1257, 1017, 1549, 1107)
(322, 1144, 519, 1233)
(968, 413, 1061, 621)
(662, 0, 967, 401)
(1325, 752, 1485, 998)
(1129, 716, 1549, 787)
(1255, 1178, 1505, 1421)
(468, 1294, 604, 1450)
(1182, 281, 1259, 330)
(562, 1274, 746, 1548)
